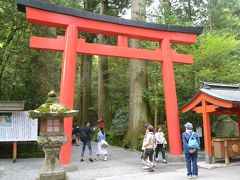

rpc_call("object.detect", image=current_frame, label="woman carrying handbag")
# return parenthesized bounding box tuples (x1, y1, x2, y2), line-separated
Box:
(96, 128, 108, 161)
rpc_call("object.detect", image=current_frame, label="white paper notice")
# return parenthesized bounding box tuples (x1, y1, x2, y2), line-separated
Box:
(0, 111, 38, 142)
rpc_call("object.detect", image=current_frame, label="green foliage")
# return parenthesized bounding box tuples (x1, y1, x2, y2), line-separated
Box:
(110, 107, 129, 135)
(0, 142, 44, 158)
(107, 133, 125, 147)
(207, 0, 240, 33)
(175, 33, 240, 125)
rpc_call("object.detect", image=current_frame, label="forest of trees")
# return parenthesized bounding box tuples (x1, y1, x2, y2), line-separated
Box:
(0, 0, 240, 150)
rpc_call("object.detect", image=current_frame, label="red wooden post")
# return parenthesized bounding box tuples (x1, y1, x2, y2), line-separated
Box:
(59, 24, 78, 164)
(161, 39, 182, 155)
(202, 100, 213, 163)
(238, 113, 240, 137)
(117, 35, 128, 47)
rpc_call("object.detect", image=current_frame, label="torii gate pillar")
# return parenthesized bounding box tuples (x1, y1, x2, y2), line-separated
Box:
(161, 39, 182, 153)
(59, 25, 78, 163)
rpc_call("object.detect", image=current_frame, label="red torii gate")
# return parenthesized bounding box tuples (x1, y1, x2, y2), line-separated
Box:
(17, 0, 203, 164)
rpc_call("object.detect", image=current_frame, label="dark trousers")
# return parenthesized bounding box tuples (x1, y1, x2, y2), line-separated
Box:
(144, 148, 154, 162)
(81, 140, 92, 157)
(155, 144, 166, 159)
(184, 152, 198, 176)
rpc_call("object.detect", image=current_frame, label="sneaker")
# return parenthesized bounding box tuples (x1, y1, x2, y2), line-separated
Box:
(103, 156, 107, 161)
(148, 168, 154, 172)
(155, 158, 159, 162)
(187, 175, 192, 179)
(192, 175, 198, 179)
(80, 159, 84, 162)
(142, 166, 149, 170)
(163, 159, 167, 163)
(89, 158, 93, 162)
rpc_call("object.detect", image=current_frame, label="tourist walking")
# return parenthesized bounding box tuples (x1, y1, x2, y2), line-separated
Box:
(141, 123, 149, 164)
(72, 123, 81, 146)
(96, 127, 108, 161)
(142, 125, 155, 172)
(80, 122, 94, 162)
(182, 122, 200, 179)
(155, 125, 167, 163)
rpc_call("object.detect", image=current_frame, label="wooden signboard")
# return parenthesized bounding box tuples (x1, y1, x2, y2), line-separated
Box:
(0, 111, 38, 162)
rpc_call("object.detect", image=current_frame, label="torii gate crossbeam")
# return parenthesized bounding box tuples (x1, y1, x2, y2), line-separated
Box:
(17, 0, 203, 165)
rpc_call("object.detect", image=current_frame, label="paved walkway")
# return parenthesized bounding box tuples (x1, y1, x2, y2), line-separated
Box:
(0, 143, 239, 180)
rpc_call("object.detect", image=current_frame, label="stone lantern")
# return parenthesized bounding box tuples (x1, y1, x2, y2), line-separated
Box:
(29, 91, 78, 180)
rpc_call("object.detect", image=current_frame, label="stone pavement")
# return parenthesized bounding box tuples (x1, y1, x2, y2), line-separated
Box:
(0, 143, 239, 180)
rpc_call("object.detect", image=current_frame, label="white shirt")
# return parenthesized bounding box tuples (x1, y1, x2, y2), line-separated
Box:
(196, 127, 203, 137)
(155, 132, 165, 144)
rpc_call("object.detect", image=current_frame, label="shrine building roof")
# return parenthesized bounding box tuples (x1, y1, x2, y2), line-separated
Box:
(200, 82, 240, 103)
(181, 82, 240, 113)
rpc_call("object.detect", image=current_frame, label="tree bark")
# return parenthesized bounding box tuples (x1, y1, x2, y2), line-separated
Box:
(187, 0, 192, 21)
(97, 0, 112, 129)
(81, 55, 92, 124)
(208, 0, 213, 31)
(163, 0, 171, 23)
(77, 59, 83, 124)
(77, 0, 94, 125)
(127, 0, 148, 149)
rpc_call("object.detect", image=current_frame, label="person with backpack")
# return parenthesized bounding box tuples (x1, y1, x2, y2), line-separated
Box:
(155, 125, 167, 163)
(182, 122, 200, 179)
(72, 123, 81, 146)
(80, 122, 94, 162)
(142, 125, 155, 172)
(96, 127, 108, 161)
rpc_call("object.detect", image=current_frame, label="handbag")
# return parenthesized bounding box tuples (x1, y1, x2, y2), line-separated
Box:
(163, 139, 167, 145)
(100, 139, 109, 148)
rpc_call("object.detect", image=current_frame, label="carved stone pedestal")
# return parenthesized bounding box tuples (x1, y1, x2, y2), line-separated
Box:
(37, 136, 68, 180)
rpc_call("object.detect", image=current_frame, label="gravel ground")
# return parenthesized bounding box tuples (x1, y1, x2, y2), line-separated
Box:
(0, 142, 239, 180)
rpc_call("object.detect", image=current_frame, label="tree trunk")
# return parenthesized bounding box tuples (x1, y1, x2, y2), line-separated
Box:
(187, 0, 192, 21)
(127, 0, 148, 149)
(208, 0, 213, 31)
(77, 59, 83, 125)
(163, 0, 171, 23)
(76, 0, 94, 125)
(81, 55, 92, 123)
(154, 67, 159, 131)
(98, 0, 112, 130)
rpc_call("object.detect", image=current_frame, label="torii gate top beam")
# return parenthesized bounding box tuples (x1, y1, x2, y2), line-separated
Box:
(17, 0, 203, 63)
(17, 0, 202, 44)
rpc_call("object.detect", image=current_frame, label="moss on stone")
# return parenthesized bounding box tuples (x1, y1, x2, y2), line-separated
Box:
(36, 102, 71, 113)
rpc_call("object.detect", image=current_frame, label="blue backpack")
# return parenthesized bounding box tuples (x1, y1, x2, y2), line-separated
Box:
(188, 132, 199, 149)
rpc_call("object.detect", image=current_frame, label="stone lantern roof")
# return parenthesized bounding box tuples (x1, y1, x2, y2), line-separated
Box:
(29, 91, 78, 118)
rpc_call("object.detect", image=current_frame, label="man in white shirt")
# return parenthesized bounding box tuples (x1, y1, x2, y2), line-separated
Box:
(196, 125, 202, 150)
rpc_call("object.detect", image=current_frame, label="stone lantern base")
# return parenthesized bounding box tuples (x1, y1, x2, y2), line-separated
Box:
(38, 172, 66, 180)
(37, 136, 68, 180)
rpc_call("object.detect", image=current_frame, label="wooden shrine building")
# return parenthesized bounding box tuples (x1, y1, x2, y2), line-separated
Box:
(181, 82, 240, 163)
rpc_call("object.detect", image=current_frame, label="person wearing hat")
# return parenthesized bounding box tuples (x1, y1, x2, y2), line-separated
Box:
(182, 122, 200, 179)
